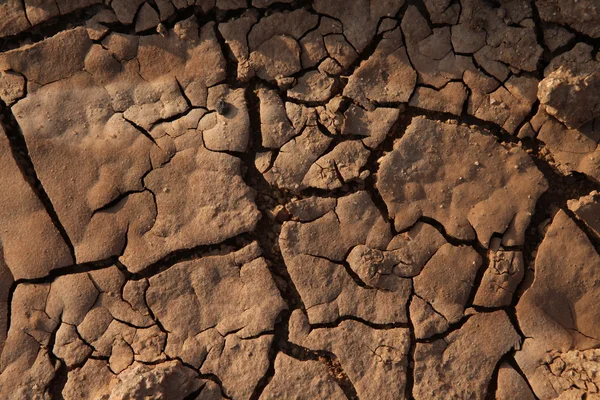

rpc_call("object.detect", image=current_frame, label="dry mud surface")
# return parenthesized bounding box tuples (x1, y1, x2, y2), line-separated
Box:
(0, 0, 599, 399)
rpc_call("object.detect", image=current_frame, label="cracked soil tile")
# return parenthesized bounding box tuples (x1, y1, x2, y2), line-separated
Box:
(377, 117, 548, 246)
(0, 2, 598, 398)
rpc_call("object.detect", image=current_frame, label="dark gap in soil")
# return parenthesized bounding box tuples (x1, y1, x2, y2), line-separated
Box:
(47, 358, 68, 400)
(415, 313, 474, 344)
(0, 101, 76, 262)
(404, 290, 417, 400)
(280, 341, 359, 399)
(484, 350, 505, 400)
(134, 232, 254, 279)
(0, 4, 109, 53)
(309, 315, 410, 330)
(506, 355, 538, 396)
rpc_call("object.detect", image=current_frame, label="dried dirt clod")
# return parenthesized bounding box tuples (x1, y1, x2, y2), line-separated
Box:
(377, 117, 548, 247)
(259, 352, 347, 400)
(537, 110, 600, 183)
(538, 62, 600, 130)
(412, 243, 482, 335)
(409, 82, 468, 116)
(473, 238, 525, 308)
(413, 311, 521, 400)
(516, 210, 600, 398)
(536, 0, 600, 38)
(289, 309, 411, 399)
(343, 27, 416, 107)
(568, 191, 600, 238)
(495, 362, 537, 400)
(0, 126, 72, 280)
(146, 244, 286, 399)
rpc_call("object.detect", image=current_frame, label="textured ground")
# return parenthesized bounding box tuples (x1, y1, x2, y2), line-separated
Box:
(0, 0, 599, 399)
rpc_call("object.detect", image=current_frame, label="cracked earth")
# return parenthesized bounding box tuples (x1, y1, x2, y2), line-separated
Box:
(0, 0, 599, 399)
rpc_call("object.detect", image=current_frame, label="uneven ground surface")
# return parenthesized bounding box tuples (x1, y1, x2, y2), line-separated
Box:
(0, 0, 599, 399)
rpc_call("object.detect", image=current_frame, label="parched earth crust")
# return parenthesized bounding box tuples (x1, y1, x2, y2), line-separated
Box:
(0, 0, 599, 399)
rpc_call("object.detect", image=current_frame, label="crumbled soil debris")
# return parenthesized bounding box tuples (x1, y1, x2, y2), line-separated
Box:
(0, 1, 599, 399)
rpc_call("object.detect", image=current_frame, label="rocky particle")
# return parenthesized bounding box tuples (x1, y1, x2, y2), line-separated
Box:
(259, 352, 346, 400)
(203, 85, 251, 152)
(377, 117, 548, 246)
(344, 27, 416, 107)
(413, 311, 521, 399)
(567, 191, 600, 238)
(516, 211, 600, 398)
